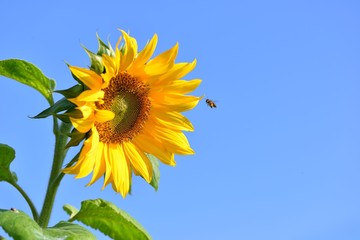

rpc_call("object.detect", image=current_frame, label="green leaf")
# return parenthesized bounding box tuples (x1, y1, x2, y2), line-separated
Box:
(0, 209, 96, 240)
(0, 144, 16, 183)
(63, 204, 79, 219)
(64, 199, 152, 240)
(0, 209, 43, 239)
(32, 97, 75, 119)
(147, 154, 160, 191)
(0, 59, 55, 103)
(44, 221, 97, 240)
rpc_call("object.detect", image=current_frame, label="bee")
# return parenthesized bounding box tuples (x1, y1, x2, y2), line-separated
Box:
(205, 99, 217, 108)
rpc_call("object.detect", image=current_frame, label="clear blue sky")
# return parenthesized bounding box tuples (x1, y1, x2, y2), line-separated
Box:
(1, 0, 360, 239)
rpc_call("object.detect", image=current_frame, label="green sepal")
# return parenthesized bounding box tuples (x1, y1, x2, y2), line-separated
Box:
(0, 144, 17, 183)
(55, 107, 84, 123)
(65, 108, 83, 119)
(64, 199, 152, 240)
(55, 84, 83, 98)
(83, 46, 104, 75)
(0, 59, 55, 104)
(147, 154, 160, 191)
(63, 152, 80, 170)
(65, 129, 86, 148)
(32, 98, 75, 119)
(54, 113, 71, 123)
(96, 33, 115, 57)
(0, 209, 96, 240)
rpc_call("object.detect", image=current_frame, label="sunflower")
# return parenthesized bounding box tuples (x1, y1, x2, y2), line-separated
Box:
(62, 30, 201, 197)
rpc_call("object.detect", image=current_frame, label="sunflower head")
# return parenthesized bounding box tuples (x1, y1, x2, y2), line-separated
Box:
(52, 30, 201, 197)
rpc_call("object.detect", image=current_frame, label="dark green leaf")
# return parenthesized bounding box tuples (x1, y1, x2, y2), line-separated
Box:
(0, 209, 96, 240)
(147, 154, 160, 191)
(32, 97, 75, 119)
(0, 144, 16, 183)
(65, 199, 152, 240)
(0, 59, 55, 102)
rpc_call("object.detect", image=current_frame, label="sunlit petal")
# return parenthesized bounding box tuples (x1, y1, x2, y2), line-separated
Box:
(69, 66, 103, 90)
(123, 142, 152, 183)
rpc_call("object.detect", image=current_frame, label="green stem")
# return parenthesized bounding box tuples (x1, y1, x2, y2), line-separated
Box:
(38, 121, 72, 227)
(51, 152, 80, 192)
(8, 180, 39, 222)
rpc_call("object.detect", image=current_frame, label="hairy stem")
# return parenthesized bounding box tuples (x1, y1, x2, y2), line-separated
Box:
(50, 152, 79, 197)
(38, 120, 72, 227)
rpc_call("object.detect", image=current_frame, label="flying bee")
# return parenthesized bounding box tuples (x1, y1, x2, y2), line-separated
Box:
(205, 99, 217, 108)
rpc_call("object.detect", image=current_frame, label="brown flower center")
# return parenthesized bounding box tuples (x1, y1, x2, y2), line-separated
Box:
(95, 72, 151, 143)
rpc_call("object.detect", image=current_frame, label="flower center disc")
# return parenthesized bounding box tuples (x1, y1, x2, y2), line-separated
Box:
(95, 72, 151, 143)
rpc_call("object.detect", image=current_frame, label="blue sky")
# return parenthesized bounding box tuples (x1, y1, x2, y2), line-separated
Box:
(1, 0, 360, 239)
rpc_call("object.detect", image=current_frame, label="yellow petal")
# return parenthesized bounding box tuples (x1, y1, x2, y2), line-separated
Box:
(119, 30, 137, 71)
(101, 54, 117, 83)
(62, 156, 84, 175)
(152, 111, 194, 132)
(70, 118, 93, 133)
(144, 43, 178, 78)
(87, 137, 106, 186)
(95, 109, 115, 123)
(134, 34, 158, 66)
(148, 42, 178, 65)
(68, 90, 104, 106)
(108, 143, 131, 197)
(69, 105, 95, 133)
(156, 60, 197, 84)
(69, 66, 103, 90)
(123, 142, 152, 183)
(102, 143, 112, 189)
(63, 126, 99, 177)
(75, 127, 99, 178)
(115, 48, 121, 74)
(151, 94, 202, 112)
(133, 133, 176, 166)
(152, 79, 202, 95)
(149, 124, 194, 155)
